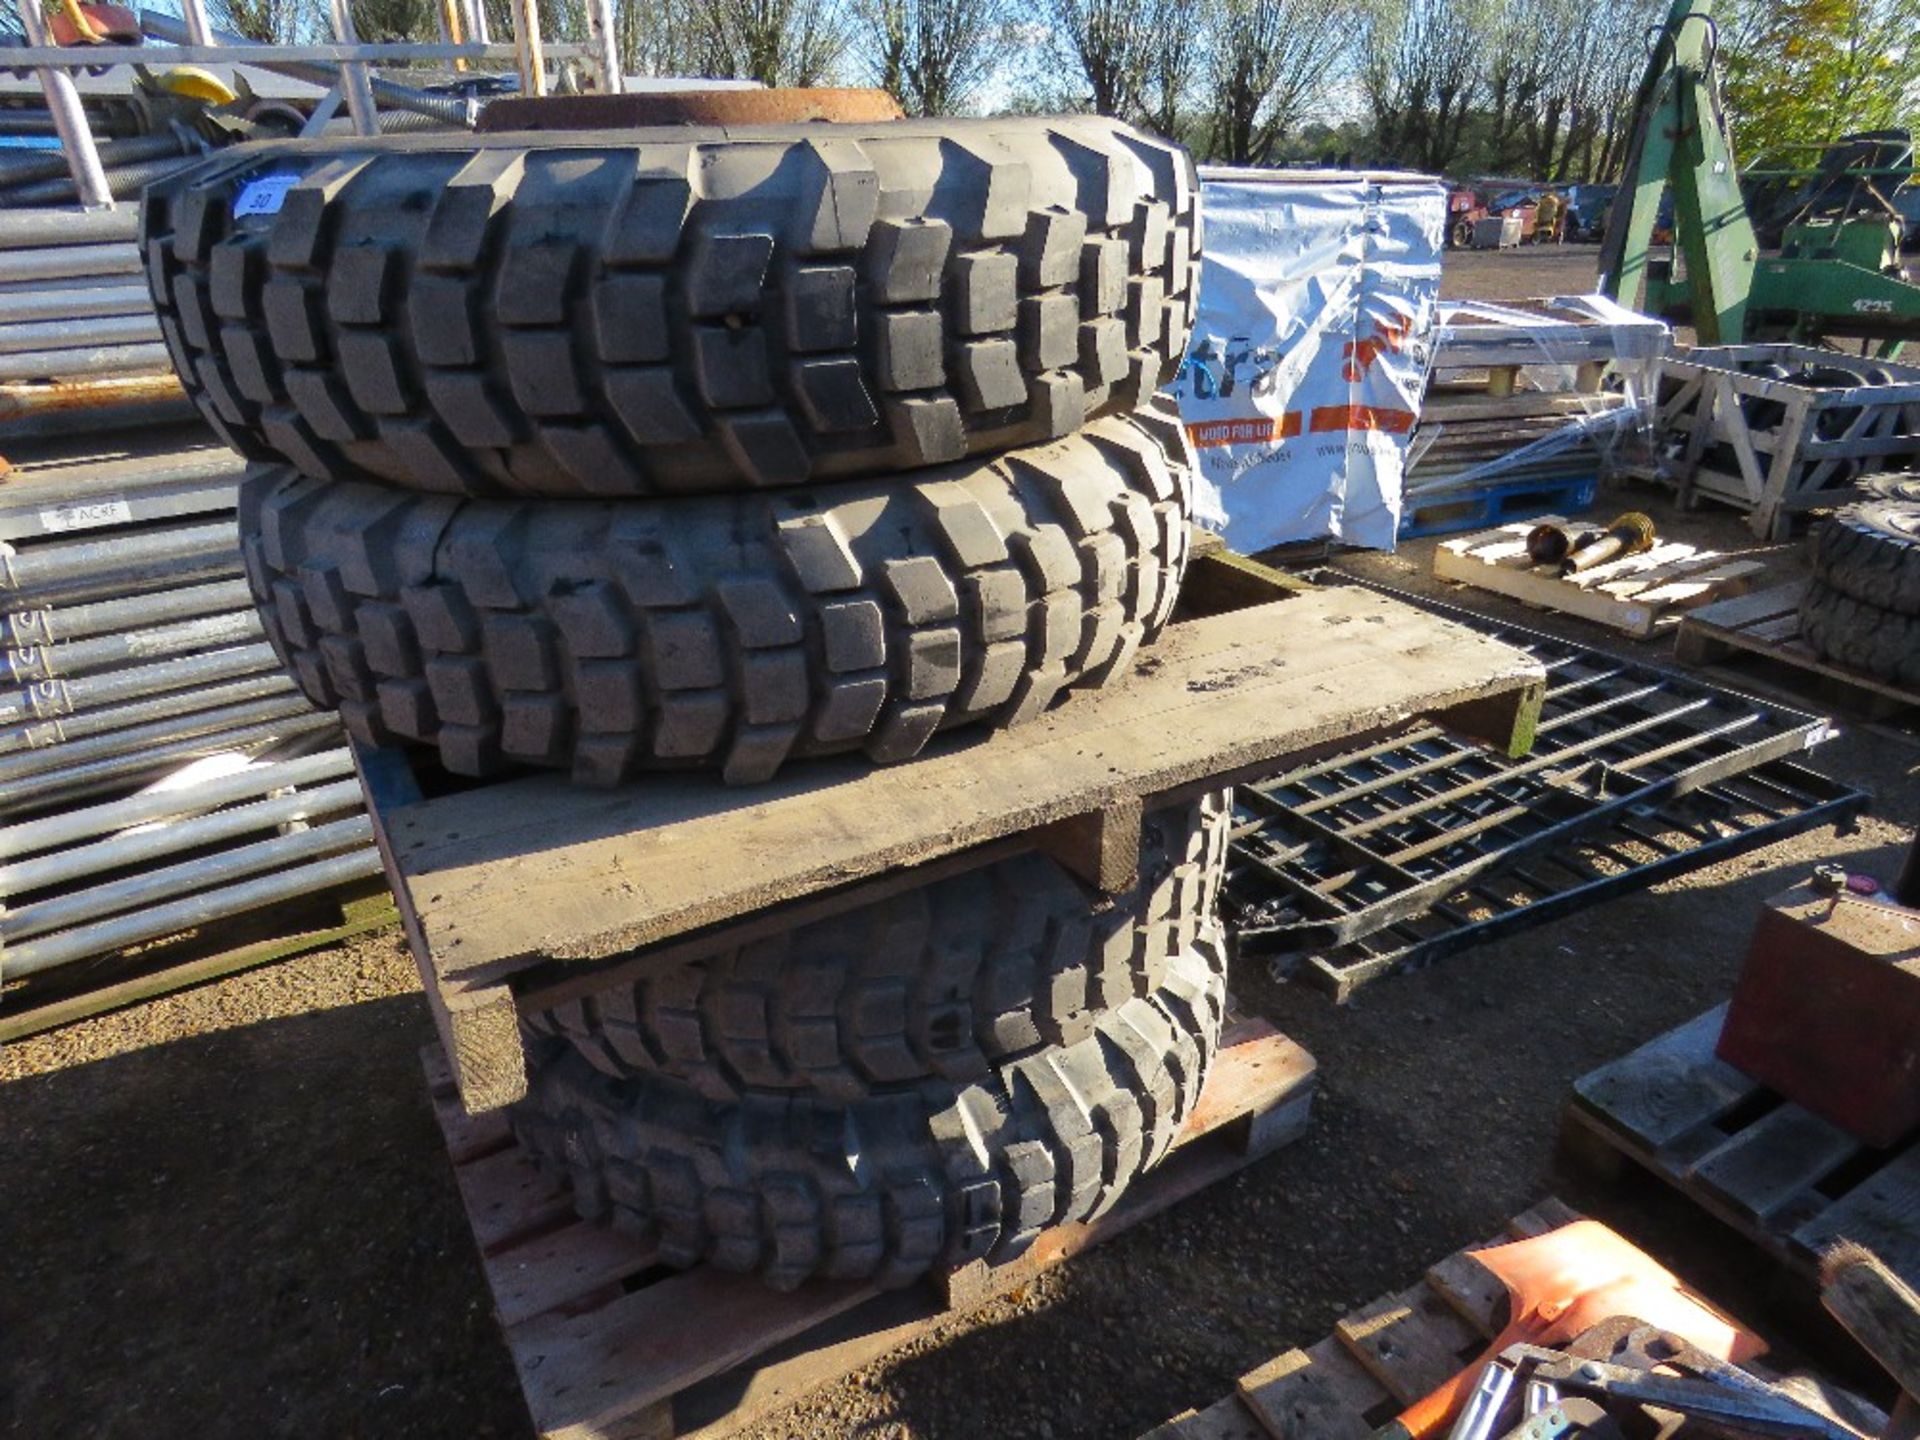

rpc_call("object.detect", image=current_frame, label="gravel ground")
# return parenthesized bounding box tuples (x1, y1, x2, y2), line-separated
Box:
(2, 243, 1915, 1440)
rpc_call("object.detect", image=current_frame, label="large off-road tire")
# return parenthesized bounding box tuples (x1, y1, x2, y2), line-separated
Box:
(512, 931, 1227, 1290)
(1807, 474, 1920, 616)
(527, 789, 1230, 1100)
(142, 116, 1201, 498)
(240, 404, 1192, 784)
(1798, 576, 1920, 688)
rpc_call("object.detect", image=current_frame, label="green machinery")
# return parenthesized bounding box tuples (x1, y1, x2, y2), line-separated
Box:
(1598, 0, 1920, 354)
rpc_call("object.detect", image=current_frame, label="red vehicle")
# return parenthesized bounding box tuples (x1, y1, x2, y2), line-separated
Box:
(1446, 185, 1490, 247)
(1445, 178, 1540, 246)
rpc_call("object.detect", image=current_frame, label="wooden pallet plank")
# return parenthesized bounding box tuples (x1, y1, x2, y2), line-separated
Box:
(1238, 1341, 1387, 1440)
(1142, 1395, 1272, 1439)
(1184, 1020, 1318, 1153)
(1634, 560, 1767, 609)
(1688, 1103, 1861, 1224)
(1434, 543, 1661, 636)
(1683, 581, 1808, 635)
(1423, 1250, 1507, 1336)
(423, 1047, 515, 1161)
(457, 1147, 576, 1255)
(1569, 1003, 1757, 1148)
(1672, 581, 1920, 711)
(1792, 1144, 1920, 1286)
(387, 589, 1543, 990)
(1506, 1197, 1584, 1238)
(1334, 1282, 1482, 1405)
(492, 1223, 663, 1328)
(515, 1266, 881, 1439)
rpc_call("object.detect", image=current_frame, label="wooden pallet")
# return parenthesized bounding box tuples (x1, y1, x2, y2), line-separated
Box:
(1144, 1199, 1585, 1439)
(366, 570, 1545, 1115)
(1432, 516, 1768, 637)
(1400, 474, 1598, 540)
(0, 879, 396, 1042)
(1673, 580, 1920, 717)
(1560, 1005, 1920, 1289)
(425, 1015, 1318, 1440)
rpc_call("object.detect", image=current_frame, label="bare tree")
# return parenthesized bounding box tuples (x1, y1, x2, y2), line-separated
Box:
(214, 0, 310, 41)
(856, 0, 1010, 114)
(693, 0, 847, 83)
(352, 0, 440, 40)
(1202, 0, 1347, 165)
(1141, 0, 1199, 137)
(1359, 0, 1489, 172)
(1048, 0, 1159, 118)
(613, 0, 714, 76)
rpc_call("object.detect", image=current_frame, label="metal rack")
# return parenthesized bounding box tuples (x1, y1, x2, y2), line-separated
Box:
(1223, 583, 1855, 995)
(8, 0, 614, 208)
(1264, 760, 1867, 1000)
(0, 431, 392, 1037)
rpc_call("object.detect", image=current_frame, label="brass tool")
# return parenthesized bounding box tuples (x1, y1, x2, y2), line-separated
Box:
(1524, 523, 1599, 568)
(1559, 513, 1655, 576)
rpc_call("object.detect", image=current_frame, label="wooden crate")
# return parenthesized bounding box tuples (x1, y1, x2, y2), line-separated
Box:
(1651, 343, 1920, 540)
(1143, 1200, 1585, 1439)
(1431, 516, 1767, 637)
(364, 571, 1546, 1116)
(425, 1015, 1318, 1440)
(1560, 1006, 1920, 1289)
(1673, 580, 1920, 718)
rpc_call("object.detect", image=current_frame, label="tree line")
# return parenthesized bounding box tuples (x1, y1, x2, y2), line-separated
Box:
(176, 0, 1920, 179)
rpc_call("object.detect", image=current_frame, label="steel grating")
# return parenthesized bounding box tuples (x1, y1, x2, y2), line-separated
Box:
(1224, 584, 1863, 996)
(1261, 760, 1867, 1000)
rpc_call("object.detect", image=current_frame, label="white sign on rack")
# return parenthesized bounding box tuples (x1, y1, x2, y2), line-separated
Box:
(1172, 172, 1447, 553)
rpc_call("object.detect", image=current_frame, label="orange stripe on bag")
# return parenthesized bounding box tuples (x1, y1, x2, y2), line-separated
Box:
(1307, 405, 1417, 434)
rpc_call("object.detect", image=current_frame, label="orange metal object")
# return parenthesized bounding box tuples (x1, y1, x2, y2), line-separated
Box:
(477, 86, 906, 133)
(0, 374, 186, 423)
(1392, 1220, 1766, 1438)
(47, 0, 139, 44)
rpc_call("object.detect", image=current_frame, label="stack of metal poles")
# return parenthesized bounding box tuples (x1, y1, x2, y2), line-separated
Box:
(0, 437, 383, 997)
(0, 206, 171, 385)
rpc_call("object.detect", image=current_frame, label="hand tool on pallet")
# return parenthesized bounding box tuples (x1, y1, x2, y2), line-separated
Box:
(1524, 523, 1599, 568)
(1444, 1326, 1869, 1439)
(1558, 513, 1656, 577)
(1524, 1349, 1862, 1436)
(1375, 1221, 1763, 1438)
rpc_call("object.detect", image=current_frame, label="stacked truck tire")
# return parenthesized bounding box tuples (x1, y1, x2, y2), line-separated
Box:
(147, 107, 1220, 1289)
(1799, 474, 1920, 690)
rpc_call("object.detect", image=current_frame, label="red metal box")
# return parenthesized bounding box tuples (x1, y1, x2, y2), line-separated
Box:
(1717, 882, 1920, 1148)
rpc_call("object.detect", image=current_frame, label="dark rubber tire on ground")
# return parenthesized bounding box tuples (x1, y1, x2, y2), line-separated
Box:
(512, 930, 1227, 1290)
(1807, 474, 1920, 616)
(526, 789, 1230, 1100)
(142, 116, 1201, 498)
(240, 404, 1192, 784)
(1798, 576, 1920, 689)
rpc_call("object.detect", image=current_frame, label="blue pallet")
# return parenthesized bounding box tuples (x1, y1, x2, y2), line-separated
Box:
(1399, 473, 1599, 540)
